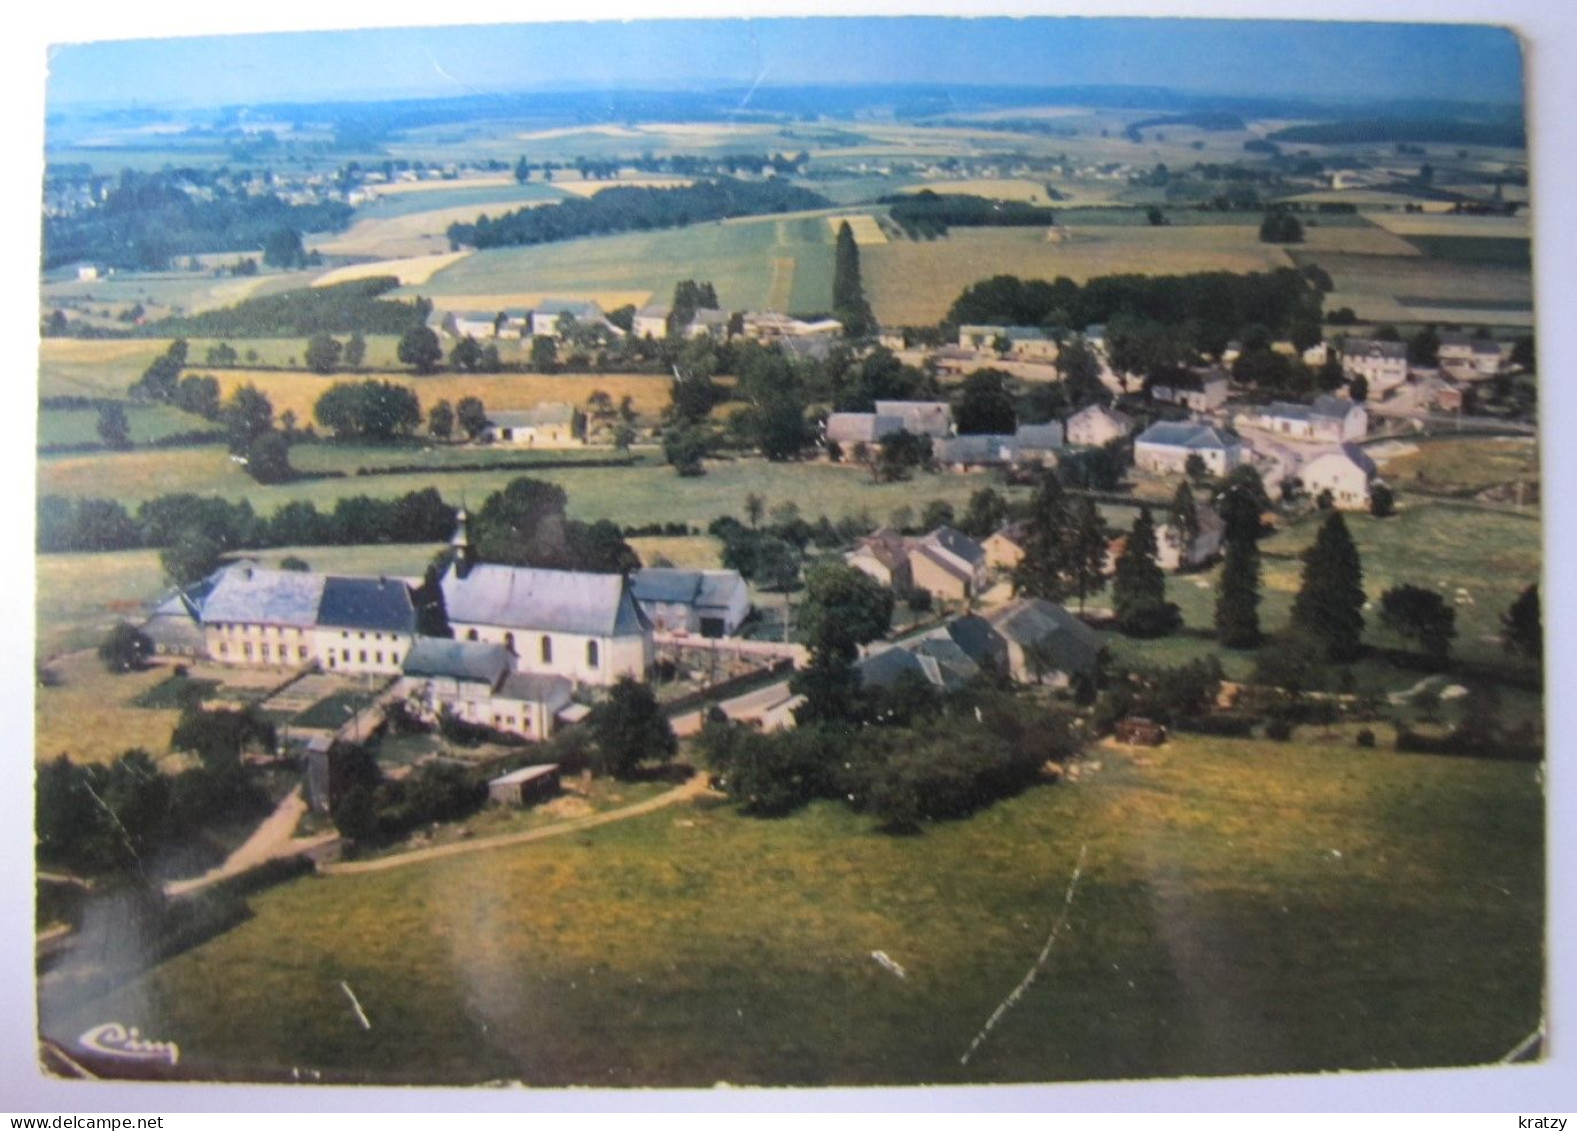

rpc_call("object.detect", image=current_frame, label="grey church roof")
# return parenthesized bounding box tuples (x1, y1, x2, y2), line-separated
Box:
(442, 563, 647, 637)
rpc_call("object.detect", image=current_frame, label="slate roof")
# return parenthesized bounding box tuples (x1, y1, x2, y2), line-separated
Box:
(931, 614, 1009, 668)
(921, 526, 986, 568)
(316, 576, 417, 634)
(441, 564, 647, 637)
(1067, 404, 1132, 433)
(1015, 422, 1064, 450)
(857, 645, 937, 690)
(631, 568, 747, 611)
(912, 542, 974, 584)
(825, 412, 904, 445)
(636, 302, 671, 319)
(1344, 338, 1407, 360)
(851, 528, 910, 574)
(874, 400, 954, 437)
(695, 571, 748, 611)
(911, 636, 981, 689)
(1308, 444, 1379, 478)
(402, 638, 511, 686)
(496, 672, 574, 707)
(201, 567, 327, 628)
(1262, 395, 1359, 424)
(487, 404, 577, 429)
(1135, 422, 1241, 452)
(988, 598, 1103, 674)
(535, 298, 603, 318)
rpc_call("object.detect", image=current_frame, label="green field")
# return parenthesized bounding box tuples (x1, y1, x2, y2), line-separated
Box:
(408, 209, 843, 315)
(1289, 250, 1533, 327)
(38, 450, 1025, 533)
(353, 181, 568, 219)
(39, 733, 1543, 1085)
(37, 404, 222, 447)
(1402, 236, 1532, 267)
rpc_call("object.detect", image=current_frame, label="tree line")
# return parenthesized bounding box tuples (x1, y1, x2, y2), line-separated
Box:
(883, 191, 1059, 239)
(147, 277, 428, 339)
(447, 177, 831, 250)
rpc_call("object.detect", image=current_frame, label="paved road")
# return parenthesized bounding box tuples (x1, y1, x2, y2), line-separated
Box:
(164, 786, 337, 897)
(320, 771, 714, 877)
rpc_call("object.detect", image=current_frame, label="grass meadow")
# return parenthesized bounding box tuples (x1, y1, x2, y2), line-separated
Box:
(40, 733, 1543, 1085)
(37, 404, 222, 446)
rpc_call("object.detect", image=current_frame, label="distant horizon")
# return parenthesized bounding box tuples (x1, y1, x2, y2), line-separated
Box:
(45, 17, 1525, 112)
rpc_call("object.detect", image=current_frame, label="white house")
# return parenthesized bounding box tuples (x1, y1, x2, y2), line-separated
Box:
(824, 412, 905, 448)
(847, 526, 987, 604)
(530, 299, 613, 340)
(440, 562, 654, 687)
(633, 302, 671, 339)
(445, 310, 500, 339)
(631, 568, 752, 637)
(200, 566, 326, 668)
(1065, 404, 1133, 448)
(1438, 333, 1507, 379)
(312, 575, 417, 676)
(482, 404, 584, 447)
(1243, 396, 1367, 443)
(1341, 338, 1409, 393)
(873, 400, 954, 438)
(399, 639, 575, 742)
(1300, 446, 1381, 510)
(684, 308, 732, 340)
(1155, 506, 1225, 572)
(1133, 421, 1246, 476)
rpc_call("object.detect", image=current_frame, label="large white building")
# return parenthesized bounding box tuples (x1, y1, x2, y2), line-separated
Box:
(1133, 421, 1246, 476)
(1242, 396, 1367, 444)
(398, 639, 575, 741)
(441, 562, 653, 687)
(1300, 446, 1382, 510)
(1065, 404, 1133, 448)
(631, 568, 752, 637)
(1341, 338, 1409, 393)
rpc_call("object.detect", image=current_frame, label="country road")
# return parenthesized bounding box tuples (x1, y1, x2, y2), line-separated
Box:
(320, 771, 714, 876)
(164, 786, 337, 897)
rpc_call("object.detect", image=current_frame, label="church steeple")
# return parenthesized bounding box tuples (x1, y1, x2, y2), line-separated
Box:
(450, 505, 473, 576)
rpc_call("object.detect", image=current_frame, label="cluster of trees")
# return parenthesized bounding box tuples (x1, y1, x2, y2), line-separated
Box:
(42, 168, 352, 271)
(39, 487, 459, 579)
(701, 687, 1081, 830)
(1258, 209, 1305, 244)
(313, 379, 423, 440)
(669, 279, 720, 335)
(330, 747, 486, 847)
(469, 476, 638, 575)
(447, 178, 831, 249)
(883, 191, 1059, 238)
(945, 268, 1323, 360)
(1008, 475, 1110, 614)
(626, 151, 808, 178)
(150, 278, 429, 339)
(303, 331, 368, 374)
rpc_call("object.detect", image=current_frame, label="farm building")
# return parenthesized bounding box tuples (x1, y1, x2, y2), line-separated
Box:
(631, 568, 752, 637)
(933, 423, 1063, 471)
(1299, 446, 1381, 510)
(874, 400, 955, 438)
(1133, 421, 1246, 476)
(482, 403, 584, 448)
(849, 526, 988, 604)
(444, 310, 501, 339)
(141, 573, 226, 658)
(487, 764, 562, 807)
(530, 299, 616, 340)
(684, 308, 732, 340)
(846, 528, 912, 590)
(1241, 396, 1367, 444)
(1065, 404, 1133, 448)
(440, 562, 654, 687)
(1340, 338, 1409, 394)
(824, 411, 905, 447)
(1149, 366, 1230, 413)
(741, 311, 842, 341)
(399, 638, 576, 741)
(200, 565, 326, 668)
(955, 324, 1058, 361)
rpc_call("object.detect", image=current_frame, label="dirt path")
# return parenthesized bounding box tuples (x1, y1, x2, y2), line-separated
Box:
(164, 786, 336, 897)
(320, 772, 713, 877)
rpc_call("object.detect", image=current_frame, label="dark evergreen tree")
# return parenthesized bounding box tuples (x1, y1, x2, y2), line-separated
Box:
(1290, 511, 1366, 662)
(1379, 584, 1456, 668)
(1501, 583, 1542, 666)
(1070, 498, 1108, 613)
(1170, 481, 1200, 558)
(1010, 472, 1074, 600)
(1214, 484, 1262, 648)
(1112, 507, 1180, 637)
(831, 221, 874, 336)
(954, 368, 1017, 435)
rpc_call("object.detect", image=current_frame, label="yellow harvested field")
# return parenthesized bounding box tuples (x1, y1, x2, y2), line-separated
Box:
(864, 226, 1292, 326)
(901, 178, 1059, 203)
(1366, 213, 1532, 239)
(367, 175, 517, 197)
(826, 214, 887, 244)
(1298, 224, 1421, 256)
(554, 177, 694, 198)
(515, 125, 645, 142)
(181, 368, 679, 423)
(315, 203, 555, 257)
(423, 291, 653, 313)
(38, 339, 168, 367)
(35, 651, 185, 766)
(312, 252, 472, 287)
(627, 536, 724, 570)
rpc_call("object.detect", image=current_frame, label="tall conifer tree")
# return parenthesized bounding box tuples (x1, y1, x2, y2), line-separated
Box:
(1112, 507, 1180, 637)
(1214, 484, 1262, 648)
(1011, 472, 1074, 601)
(1291, 511, 1366, 662)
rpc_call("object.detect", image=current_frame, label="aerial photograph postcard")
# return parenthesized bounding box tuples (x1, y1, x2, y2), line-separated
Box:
(31, 14, 1545, 1090)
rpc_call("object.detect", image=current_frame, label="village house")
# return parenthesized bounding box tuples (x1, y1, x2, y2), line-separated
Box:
(1065, 403, 1133, 448)
(741, 311, 843, 341)
(1107, 506, 1226, 574)
(313, 575, 417, 676)
(1133, 421, 1246, 476)
(440, 561, 653, 687)
(824, 411, 905, 448)
(398, 638, 576, 741)
(1242, 395, 1367, 443)
(633, 302, 671, 339)
(932, 423, 1063, 472)
(909, 526, 990, 603)
(983, 522, 1029, 572)
(1299, 446, 1382, 510)
(444, 310, 501, 339)
(1149, 366, 1230, 413)
(983, 598, 1104, 687)
(1340, 338, 1409, 394)
(631, 568, 752, 637)
(529, 299, 616, 340)
(684, 308, 732, 340)
(141, 573, 226, 658)
(956, 324, 1058, 361)
(481, 403, 584, 447)
(846, 528, 913, 590)
(1438, 333, 1508, 379)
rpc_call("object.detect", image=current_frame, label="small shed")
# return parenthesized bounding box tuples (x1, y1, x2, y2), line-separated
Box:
(488, 763, 561, 807)
(1114, 717, 1167, 747)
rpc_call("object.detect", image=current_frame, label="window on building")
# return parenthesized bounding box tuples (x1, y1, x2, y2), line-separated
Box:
(587, 640, 599, 668)
(359, 651, 367, 663)
(376, 652, 383, 665)
(243, 643, 252, 657)
(541, 635, 553, 664)
(467, 629, 479, 642)
(219, 643, 228, 656)
(299, 646, 308, 660)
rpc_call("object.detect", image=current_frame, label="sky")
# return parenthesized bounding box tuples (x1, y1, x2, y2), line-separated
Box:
(45, 16, 1525, 110)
